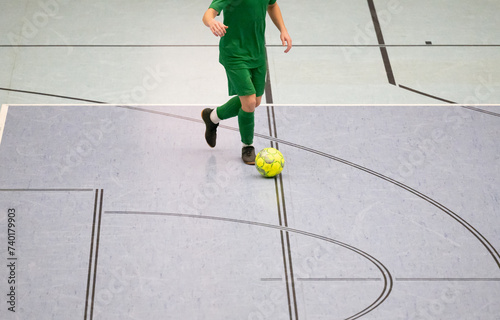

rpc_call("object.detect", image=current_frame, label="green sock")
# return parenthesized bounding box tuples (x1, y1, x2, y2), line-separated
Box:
(238, 109, 255, 145)
(216, 96, 241, 120)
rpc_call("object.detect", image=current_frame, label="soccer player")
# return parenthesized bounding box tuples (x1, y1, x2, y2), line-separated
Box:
(201, 0, 292, 164)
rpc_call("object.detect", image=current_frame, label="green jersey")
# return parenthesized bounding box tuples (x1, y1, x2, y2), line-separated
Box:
(209, 0, 276, 69)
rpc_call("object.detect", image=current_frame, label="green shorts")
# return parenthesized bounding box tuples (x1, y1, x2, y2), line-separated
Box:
(225, 64, 267, 97)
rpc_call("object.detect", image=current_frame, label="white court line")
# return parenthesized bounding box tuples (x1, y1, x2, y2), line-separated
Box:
(0, 104, 9, 146)
(4, 103, 500, 107)
(0, 103, 497, 140)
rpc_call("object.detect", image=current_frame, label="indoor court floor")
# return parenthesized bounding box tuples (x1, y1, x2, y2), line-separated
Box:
(1, 1, 500, 319)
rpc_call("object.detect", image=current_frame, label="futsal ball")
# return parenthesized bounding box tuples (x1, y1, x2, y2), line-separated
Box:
(255, 148, 285, 178)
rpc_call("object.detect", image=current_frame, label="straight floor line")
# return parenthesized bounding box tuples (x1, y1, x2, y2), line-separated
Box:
(0, 87, 105, 104)
(6, 103, 500, 108)
(89, 189, 104, 320)
(2, 44, 500, 48)
(367, 0, 396, 85)
(396, 278, 500, 282)
(84, 190, 100, 320)
(266, 52, 299, 320)
(399, 84, 457, 104)
(297, 278, 382, 282)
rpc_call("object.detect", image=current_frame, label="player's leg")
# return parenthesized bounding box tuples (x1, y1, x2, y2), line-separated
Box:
(201, 107, 219, 148)
(202, 68, 248, 148)
(240, 94, 258, 113)
(214, 96, 242, 121)
(238, 94, 257, 164)
(239, 65, 266, 164)
(202, 96, 242, 148)
(202, 96, 241, 147)
(256, 96, 262, 107)
(238, 95, 262, 163)
(223, 68, 259, 164)
(202, 66, 264, 165)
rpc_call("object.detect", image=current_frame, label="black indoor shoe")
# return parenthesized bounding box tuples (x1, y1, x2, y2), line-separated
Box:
(201, 108, 218, 148)
(242, 146, 256, 165)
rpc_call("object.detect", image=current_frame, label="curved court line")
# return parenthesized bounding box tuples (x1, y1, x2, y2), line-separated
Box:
(6, 103, 500, 113)
(459, 104, 500, 117)
(398, 85, 500, 118)
(105, 210, 393, 320)
(113, 105, 500, 269)
(3, 103, 500, 120)
(0, 88, 105, 104)
(259, 135, 500, 270)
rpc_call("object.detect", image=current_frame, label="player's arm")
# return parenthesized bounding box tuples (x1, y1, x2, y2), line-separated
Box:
(202, 8, 228, 37)
(267, 2, 292, 53)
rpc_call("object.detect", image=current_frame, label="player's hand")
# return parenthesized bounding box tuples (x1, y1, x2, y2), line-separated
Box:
(281, 30, 292, 53)
(209, 20, 228, 37)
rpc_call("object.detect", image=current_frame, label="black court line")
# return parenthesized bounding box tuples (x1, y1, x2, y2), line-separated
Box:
(265, 55, 299, 320)
(367, 0, 396, 85)
(116, 105, 205, 123)
(21, 101, 499, 123)
(400, 85, 500, 117)
(0, 187, 103, 319)
(105, 105, 500, 269)
(264, 58, 276, 147)
(399, 85, 457, 104)
(396, 278, 500, 282)
(5, 99, 500, 120)
(4, 103, 498, 274)
(280, 178, 299, 320)
(1, 79, 497, 112)
(460, 105, 500, 117)
(0, 185, 98, 319)
(261, 278, 283, 281)
(84, 190, 100, 320)
(106, 210, 393, 320)
(256, 134, 500, 271)
(297, 278, 382, 282)
(275, 189, 295, 320)
(89, 189, 104, 320)
(0, 87, 105, 104)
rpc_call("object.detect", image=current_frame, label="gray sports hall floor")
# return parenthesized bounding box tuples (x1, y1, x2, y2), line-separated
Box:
(1, 0, 500, 319)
